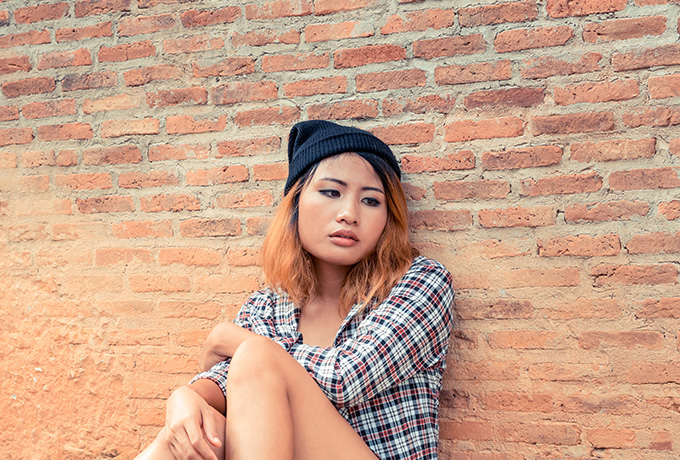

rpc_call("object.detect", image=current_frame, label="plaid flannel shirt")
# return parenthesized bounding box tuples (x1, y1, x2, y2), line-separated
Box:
(190, 256, 454, 460)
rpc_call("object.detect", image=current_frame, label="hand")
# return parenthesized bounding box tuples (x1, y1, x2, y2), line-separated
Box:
(164, 385, 221, 460)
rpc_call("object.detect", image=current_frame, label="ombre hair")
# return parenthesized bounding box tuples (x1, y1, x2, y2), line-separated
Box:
(261, 152, 418, 314)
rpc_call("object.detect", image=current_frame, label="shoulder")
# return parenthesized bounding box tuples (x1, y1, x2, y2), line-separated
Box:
(240, 287, 293, 315)
(402, 256, 453, 287)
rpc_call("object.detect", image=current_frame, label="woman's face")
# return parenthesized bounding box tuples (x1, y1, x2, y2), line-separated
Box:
(297, 153, 388, 272)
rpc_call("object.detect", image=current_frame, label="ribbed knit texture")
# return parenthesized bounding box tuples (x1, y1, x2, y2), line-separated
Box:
(285, 120, 400, 194)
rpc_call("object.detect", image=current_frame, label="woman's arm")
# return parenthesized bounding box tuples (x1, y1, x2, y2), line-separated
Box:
(198, 322, 261, 372)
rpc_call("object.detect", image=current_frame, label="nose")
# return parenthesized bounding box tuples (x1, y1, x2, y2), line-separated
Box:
(336, 198, 358, 225)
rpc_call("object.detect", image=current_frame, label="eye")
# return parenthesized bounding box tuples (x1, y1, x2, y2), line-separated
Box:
(320, 189, 340, 198)
(362, 197, 381, 207)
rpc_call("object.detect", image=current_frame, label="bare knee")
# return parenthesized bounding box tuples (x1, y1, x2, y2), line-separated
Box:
(227, 337, 285, 389)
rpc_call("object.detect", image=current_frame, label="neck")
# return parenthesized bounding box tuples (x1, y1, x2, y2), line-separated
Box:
(310, 259, 351, 311)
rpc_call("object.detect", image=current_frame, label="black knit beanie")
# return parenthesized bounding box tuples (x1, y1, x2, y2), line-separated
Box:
(284, 120, 400, 194)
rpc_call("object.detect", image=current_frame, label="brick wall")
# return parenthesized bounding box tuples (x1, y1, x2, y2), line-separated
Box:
(1, 0, 679, 458)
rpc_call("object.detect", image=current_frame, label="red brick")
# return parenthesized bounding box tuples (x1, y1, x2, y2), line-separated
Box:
(356, 69, 426, 92)
(627, 231, 680, 254)
(0, 11, 8, 27)
(247, 217, 271, 235)
(445, 117, 524, 142)
(75, 0, 131, 17)
(14, 2, 68, 23)
(262, 52, 328, 72)
(159, 248, 220, 266)
(489, 330, 566, 349)
(112, 220, 173, 238)
(580, 331, 664, 350)
(584, 16, 666, 43)
(482, 145, 562, 170)
(83, 145, 141, 165)
(548, 0, 626, 17)
(98, 41, 155, 62)
(196, 274, 260, 294)
(629, 363, 680, 384)
(638, 297, 680, 318)
(334, 44, 406, 69)
(14, 198, 72, 216)
(2, 76, 55, 98)
(370, 123, 434, 145)
(591, 264, 677, 285)
(305, 21, 372, 43)
(440, 421, 493, 441)
(465, 87, 544, 109)
(227, 247, 261, 266)
(538, 234, 620, 257)
(659, 200, 680, 220)
(529, 362, 606, 381)
(401, 151, 475, 173)
(315, 0, 373, 15)
(499, 422, 580, 445)
(283, 76, 347, 97)
(409, 210, 473, 232)
(146, 87, 207, 108)
(0, 152, 17, 168)
(532, 112, 614, 135)
(180, 218, 241, 237)
(383, 94, 456, 116)
(180, 6, 240, 27)
(245, 0, 313, 19)
(22, 99, 75, 120)
(307, 100, 378, 121)
(0, 56, 31, 75)
(166, 114, 227, 134)
(455, 238, 533, 260)
(0, 105, 20, 121)
(56, 21, 112, 42)
(449, 361, 520, 381)
(587, 429, 635, 448)
(456, 299, 532, 320)
(22, 149, 76, 167)
(101, 118, 159, 138)
(124, 65, 181, 86)
(435, 60, 511, 86)
(459, 1, 537, 26)
(186, 165, 249, 186)
(37, 122, 92, 141)
(504, 267, 580, 287)
(217, 136, 280, 157)
(38, 48, 92, 70)
(434, 180, 510, 200)
(119, 171, 179, 189)
(381, 8, 456, 34)
(164, 34, 225, 54)
(77, 196, 134, 214)
(119, 14, 175, 36)
(623, 107, 680, 128)
(520, 172, 602, 196)
(140, 194, 201, 212)
(649, 431, 672, 451)
(554, 79, 639, 105)
(571, 138, 655, 162)
(521, 52, 602, 79)
(495, 26, 573, 53)
(403, 184, 425, 202)
(158, 301, 221, 320)
(83, 94, 139, 113)
(479, 206, 555, 228)
(215, 191, 273, 208)
(232, 29, 300, 47)
(610, 167, 680, 191)
(613, 43, 680, 71)
(253, 163, 287, 181)
(482, 391, 554, 413)
(130, 275, 190, 293)
(649, 73, 680, 99)
(62, 71, 116, 91)
(56, 173, 112, 190)
(562, 394, 639, 415)
(0, 30, 50, 49)
(213, 81, 277, 105)
(565, 200, 650, 222)
(192, 58, 255, 77)
(235, 106, 300, 127)
(413, 35, 486, 59)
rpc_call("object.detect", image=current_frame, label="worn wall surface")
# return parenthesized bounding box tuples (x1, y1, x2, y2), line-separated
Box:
(1, 0, 679, 458)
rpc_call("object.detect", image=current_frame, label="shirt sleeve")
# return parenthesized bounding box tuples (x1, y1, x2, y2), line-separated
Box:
(289, 259, 454, 408)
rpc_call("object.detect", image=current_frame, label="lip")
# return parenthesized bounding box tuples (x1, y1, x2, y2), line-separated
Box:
(329, 229, 359, 241)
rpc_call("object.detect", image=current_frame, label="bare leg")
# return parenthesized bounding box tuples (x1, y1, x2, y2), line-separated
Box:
(225, 337, 378, 460)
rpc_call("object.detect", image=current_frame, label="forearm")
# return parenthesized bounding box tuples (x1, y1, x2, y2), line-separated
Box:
(205, 321, 260, 358)
(187, 379, 226, 415)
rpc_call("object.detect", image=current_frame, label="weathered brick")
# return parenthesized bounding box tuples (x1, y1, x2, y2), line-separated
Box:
(455, 299, 533, 320)
(22, 149, 76, 167)
(124, 65, 181, 86)
(629, 363, 680, 384)
(196, 274, 260, 293)
(247, 217, 271, 235)
(62, 71, 116, 91)
(22, 99, 76, 120)
(166, 114, 227, 134)
(649, 73, 680, 99)
(130, 275, 190, 293)
(305, 21, 372, 42)
(307, 100, 377, 120)
(613, 44, 680, 71)
(164, 34, 225, 54)
(112, 220, 173, 238)
(554, 79, 639, 105)
(498, 422, 580, 445)
(334, 44, 406, 68)
(565, 200, 650, 222)
(77, 196, 134, 214)
(562, 394, 639, 415)
(253, 163, 287, 181)
(262, 52, 329, 72)
(495, 26, 573, 53)
(14, 2, 69, 23)
(483, 145, 562, 170)
(434, 180, 510, 200)
(0, 127, 34, 147)
(0, 105, 20, 121)
(75, 0, 131, 18)
(314, 0, 373, 15)
(504, 268, 580, 287)
(101, 118, 159, 138)
(356, 69, 426, 92)
(119, 171, 179, 189)
(83, 94, 139, 113)
(383, 94, 456, 116)
(83, 145, 142, 165)
(401, 151, 475, 173)
(532, 112, 614, 135)
(521, 52, 602, 79)
(627, 231, 680, 254)
(232, 29, 300, 47)
(583, 16, 666, 43)
(245, 0, 313, 19)
(56, 22, 113, 42)
(381, 8, 456, 34)
(98, 41, 155, 62)
(235, 106, 300, 126)
(465, 87, 544, 109)
(146, 87, 207, 107)
(2, 76, 55, 98)
(180, 6, 240, 27)
(413, 35, 486, 59)
(56, 173, 112, 190)
(587, 429, 635, 448)
(571, 138, 655, 162)
(214, 190, 273, 208)
(192, 58, 255, 77)
(436, 60, 512, 85)
(479, 206, 555, 228)
(37, 123, 93, 141)
(638, 297, 680, 318)
(623, 107, 680, 128)
(547, 0, 626, 17)
(459, 1, 537, 27)
(283, 76, 347, 97)
(591, 264, 677, 285)
(520, 172, 602, 196)
(0, 56, 31, 74)
(409, 210, 473, 232)
(140, 194, 201, 212)
(159, 248, 220, 266)
(610, 167, 680, 191)
(489, 330, 566, 349)
(180, 218, 241, 237)
(440, 421, 493, 441)
(227, 247, 261, 267)
(213, 81, 277, 105)
(538, 234, 620, 257)
(0, 152, 17, 168)
(445, 117, 524, 142)
(0, 30, 50, 49)
(217, 136, 280, 157)
(370, 123, 434, 145)
(659, 200, 680, 220)
(118, 14, 175, 36)
(186, 165, 249, 186)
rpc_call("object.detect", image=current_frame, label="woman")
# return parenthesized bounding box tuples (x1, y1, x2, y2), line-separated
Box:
(136, 120, 455, 460)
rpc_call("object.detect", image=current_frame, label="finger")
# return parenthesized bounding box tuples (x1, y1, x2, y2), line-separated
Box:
(201, 408, 222, 448)
(186, 418, 219, 460)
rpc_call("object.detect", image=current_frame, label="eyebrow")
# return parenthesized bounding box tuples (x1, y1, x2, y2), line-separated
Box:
(318, 177, 384, 194)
